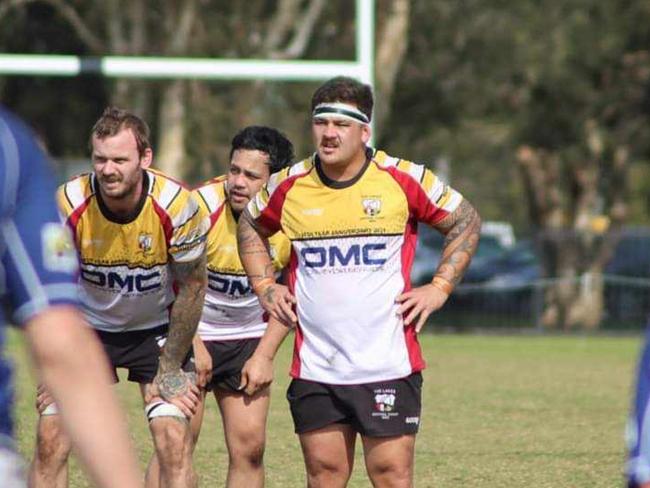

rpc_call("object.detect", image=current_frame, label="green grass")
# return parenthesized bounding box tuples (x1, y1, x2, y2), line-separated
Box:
(7, 331, 641, 487)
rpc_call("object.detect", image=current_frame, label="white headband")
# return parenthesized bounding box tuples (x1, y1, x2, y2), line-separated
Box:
(312, 102, 370, 125)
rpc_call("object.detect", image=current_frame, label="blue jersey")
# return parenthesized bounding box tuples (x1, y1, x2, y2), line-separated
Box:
(0, 108, 79, 436)
(628, 327, 650, 487)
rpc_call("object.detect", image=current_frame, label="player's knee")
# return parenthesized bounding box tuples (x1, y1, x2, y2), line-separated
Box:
(368, 460, 412, 486)
(306, 467, 351, 488)
(229, 437, 265, 468)
(151, 420, 190, 469)
(35, 418, 71, 465)
(306, 456, 350, 481)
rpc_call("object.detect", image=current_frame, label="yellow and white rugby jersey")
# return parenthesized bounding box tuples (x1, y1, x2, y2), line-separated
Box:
(247, 148, 463, 385)
(193, 177, 290, 341)
(57, 168, 208, 332)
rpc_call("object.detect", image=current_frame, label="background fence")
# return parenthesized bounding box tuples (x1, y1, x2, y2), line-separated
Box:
(417, 226, 650, 331)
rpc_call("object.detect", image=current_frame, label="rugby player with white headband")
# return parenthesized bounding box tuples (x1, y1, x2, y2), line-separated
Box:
(238, 76, 482, 487)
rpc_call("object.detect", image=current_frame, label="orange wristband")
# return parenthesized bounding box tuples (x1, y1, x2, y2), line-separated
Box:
(431, 276, 454, 295)
(252, 277, 275, 296)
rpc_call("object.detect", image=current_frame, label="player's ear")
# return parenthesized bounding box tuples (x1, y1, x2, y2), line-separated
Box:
(361, 124, 371, 145)
(140, 148, 153, 169)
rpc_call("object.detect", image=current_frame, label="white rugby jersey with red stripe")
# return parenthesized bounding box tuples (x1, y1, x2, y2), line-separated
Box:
(193, 177, 290, 341)
(57, 168, 208, 332)
(247, 148, 463, 384)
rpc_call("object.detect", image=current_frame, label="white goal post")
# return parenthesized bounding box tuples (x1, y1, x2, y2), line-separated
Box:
(0, 0, 375, 138)
(0, 1, 374, 83)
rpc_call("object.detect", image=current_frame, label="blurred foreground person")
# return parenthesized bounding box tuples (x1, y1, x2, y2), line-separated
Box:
(627, 333, 650, 488)
(0, 107, 142, 487)
(238, 77, 481, 487)
(30, 107, 208, 488)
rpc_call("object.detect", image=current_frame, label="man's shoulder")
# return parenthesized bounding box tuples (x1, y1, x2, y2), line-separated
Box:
(371, 149, 433, 186)
(266, 157, 314, 193)
(147, 167, 191, 192)
(57, 173, 94, 214)
(372, 149, 421, 172)
(146, 168, 196, 210)
(192, 176, 227, 214)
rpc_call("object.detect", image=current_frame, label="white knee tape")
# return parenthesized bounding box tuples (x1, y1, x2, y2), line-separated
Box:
(41, 403, 59, 416)
(144, 401, 186, 422)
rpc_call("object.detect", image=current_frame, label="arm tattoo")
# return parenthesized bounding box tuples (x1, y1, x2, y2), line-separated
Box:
(237, 209, 276, 286)
(433, 199, 482, 286)
(156, 371, 193, 400)
(262, 285, 276, 305)
(158, 253, 207, 374)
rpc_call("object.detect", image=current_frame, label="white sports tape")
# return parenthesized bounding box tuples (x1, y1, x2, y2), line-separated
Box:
(144, 401, 186, 421)
(41, 403, 59, 416)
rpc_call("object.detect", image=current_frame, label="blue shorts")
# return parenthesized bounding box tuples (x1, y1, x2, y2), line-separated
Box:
(627, 327, 650, 487)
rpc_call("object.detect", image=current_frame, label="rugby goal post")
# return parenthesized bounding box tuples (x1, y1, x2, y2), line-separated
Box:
(0, 0, 375, 136)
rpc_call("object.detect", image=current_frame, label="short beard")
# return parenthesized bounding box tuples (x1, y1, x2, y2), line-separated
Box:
(100, 177, 139, 202)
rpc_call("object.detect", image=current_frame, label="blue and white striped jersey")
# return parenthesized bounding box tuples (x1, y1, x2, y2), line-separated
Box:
(0, 107, 79, 436)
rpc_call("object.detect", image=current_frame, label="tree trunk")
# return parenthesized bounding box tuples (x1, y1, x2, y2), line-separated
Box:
(374, 0, 410, 138)
(517, 139, 622, 330)
(156, 81, 186, 179)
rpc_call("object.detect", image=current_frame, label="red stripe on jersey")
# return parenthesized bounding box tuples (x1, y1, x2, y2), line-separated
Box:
(402, 218, 426, 371)
(256, 174, 304, 233)
(380, 165, 451, 226)
(67, 196, 92, 248)
(209, 202, 225, 232)
(287, 247, 303, 378)
(153, 197, 175, 321)
(151, 198, 174, 245)
(400, 218, 418, 293)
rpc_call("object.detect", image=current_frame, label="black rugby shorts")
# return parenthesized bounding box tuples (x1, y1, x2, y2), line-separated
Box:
(287, 373, 422, 437)
(95, 324, 194, 384)
(201, 337, 261, 393)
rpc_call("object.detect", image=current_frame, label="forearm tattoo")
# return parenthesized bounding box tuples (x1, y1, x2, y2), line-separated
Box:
(159, 253, 207, 374)
(433, 199, 482, 286)
(155, 371, 190, 399)
(237, 210, 276, 288)
(261, 284, 277, 306)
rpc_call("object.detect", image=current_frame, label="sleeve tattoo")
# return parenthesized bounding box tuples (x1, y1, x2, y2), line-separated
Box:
(158, 253, 207, 374)
(433, 199, 482, 286)
(237, 209, 276, 284)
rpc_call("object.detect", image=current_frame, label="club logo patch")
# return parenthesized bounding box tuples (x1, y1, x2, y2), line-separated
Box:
(362, 197, 382, 217)
(42, 223, 78, 274)
(138, 232, 153, 255)
(372, 388, 398, 419)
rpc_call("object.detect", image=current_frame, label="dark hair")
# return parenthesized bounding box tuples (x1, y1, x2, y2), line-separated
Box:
(89, 107, 151, 158)
(230, 126, 294, 174)
(310, 76, 374, 121)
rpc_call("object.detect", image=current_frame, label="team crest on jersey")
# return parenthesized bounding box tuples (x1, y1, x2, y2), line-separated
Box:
(138, 233, 153, 255)
(372, 388, 398, 419)
(361, 197, 382, 217)
(42, 223, 78, 274)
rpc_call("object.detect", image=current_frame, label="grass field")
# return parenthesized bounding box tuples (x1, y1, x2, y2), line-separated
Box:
(6, 330, 641, 487)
